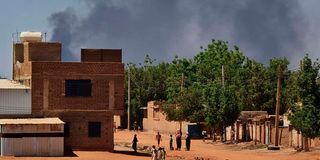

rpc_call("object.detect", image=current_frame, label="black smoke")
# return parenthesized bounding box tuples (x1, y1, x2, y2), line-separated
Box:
(48, 0, 308, 64)
(233, 0, 307, 63)
(48, 8, 78, 61)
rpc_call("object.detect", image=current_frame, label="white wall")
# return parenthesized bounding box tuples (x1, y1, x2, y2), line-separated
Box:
(0, 89, 31, 115)
(1, 137, 64, 156)
(1, 123, 64, 156)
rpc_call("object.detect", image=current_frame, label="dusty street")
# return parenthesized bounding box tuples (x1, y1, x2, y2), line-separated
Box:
(0, 130, 319, 160)
(114, 130, 320, 160)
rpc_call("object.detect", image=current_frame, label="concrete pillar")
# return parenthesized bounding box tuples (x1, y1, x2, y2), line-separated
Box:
(265, 121, 269, 145)
(43, 79, 49, 110)
(109, 80, 115, 110)
(236, 122, 240, 141)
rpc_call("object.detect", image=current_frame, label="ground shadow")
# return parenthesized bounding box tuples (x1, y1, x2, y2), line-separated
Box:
(14, 150, 78, 158)
(113, 150, 151, 157)
(64, 150, 79, 157)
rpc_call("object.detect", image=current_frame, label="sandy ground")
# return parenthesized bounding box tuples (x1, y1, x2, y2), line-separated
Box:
(0, 130, 319, 160)
(115, 130, 320, 160)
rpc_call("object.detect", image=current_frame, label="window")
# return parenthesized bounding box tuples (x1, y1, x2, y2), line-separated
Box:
(65, 80, 92, 97)
(88, 122, 101, 137)
(64, 122, 70, 137)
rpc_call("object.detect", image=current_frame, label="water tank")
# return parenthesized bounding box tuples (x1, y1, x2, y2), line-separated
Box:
(20, 32, 42, 42)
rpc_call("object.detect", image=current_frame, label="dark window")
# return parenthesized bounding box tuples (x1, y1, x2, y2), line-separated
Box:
(88, 122, 101, 137)
(64, 122, 70, 137)
(65, 80, 92, 97)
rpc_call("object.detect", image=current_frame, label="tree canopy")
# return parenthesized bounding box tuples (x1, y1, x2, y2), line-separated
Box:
(125, 40, 320, 139)
(289, 55, 320, 138)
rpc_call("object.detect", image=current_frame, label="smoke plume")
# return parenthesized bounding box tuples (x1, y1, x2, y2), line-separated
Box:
(48, 0, 308, 64)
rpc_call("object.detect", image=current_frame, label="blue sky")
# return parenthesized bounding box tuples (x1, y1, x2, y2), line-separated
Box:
(0, 0, 85, 78)
(1, 0, 320, 78)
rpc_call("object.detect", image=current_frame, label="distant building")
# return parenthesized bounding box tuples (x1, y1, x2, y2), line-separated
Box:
(8, 32, 124, 151)
(143, 101, 188, 135)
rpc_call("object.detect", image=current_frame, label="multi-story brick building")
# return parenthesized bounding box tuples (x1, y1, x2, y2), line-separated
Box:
(11, 34, 124, 151)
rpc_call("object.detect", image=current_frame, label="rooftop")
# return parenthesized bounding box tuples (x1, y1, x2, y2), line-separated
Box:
(238, 111, 268, 122)
(0, 118, 64, 125)
(0, 79, 30, 89)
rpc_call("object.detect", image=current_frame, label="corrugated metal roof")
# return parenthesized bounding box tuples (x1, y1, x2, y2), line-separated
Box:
(0, 79, 30, 89)
(0, 118, 64, 125)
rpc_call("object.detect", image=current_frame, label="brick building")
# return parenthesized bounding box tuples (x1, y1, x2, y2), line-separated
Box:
(11, 34, 124, 151)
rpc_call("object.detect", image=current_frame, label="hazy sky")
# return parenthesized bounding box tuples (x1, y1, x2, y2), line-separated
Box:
(1, 0, 320, 78)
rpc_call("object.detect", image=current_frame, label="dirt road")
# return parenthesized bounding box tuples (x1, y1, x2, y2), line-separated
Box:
(115, 130, 320, 160)
(1, 130, 319, 160)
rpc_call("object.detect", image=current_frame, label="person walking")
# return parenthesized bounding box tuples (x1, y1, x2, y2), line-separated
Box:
(169, 134, 174, 150)
(132, 134, 138, 153)
(133, 121, 138, 131)
(185, 133, 191, 151)
(176, 130, 182, 150)
(202, 130, 206, 142)
(156, 132, 162, 147)
(151, 145, 157, 160)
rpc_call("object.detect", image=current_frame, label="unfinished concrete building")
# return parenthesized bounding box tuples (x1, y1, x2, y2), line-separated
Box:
(11, 32, 124, 151)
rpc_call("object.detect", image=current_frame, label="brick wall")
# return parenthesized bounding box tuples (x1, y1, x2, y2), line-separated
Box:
(13, 43, 24, 63)
(23, 42, 61, 62)
(81, 49, 122, 62)
(30, 62, 124, 115)
(32, 62, 124, 75)
(13, 62, 32, 86)
(43, 110, 114, 151)
(10, 46, 124, 151)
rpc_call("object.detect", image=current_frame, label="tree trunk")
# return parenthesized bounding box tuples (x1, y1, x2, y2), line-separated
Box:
(210, 128, 215, 142)
(224, 126, 227, 142)
(212, 133, 215, 142)
(303, 137, 309, 152)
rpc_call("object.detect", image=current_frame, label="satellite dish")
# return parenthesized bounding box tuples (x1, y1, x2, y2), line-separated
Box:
(16, 61, 21, 69)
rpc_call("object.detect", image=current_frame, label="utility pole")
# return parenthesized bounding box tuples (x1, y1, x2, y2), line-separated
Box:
(275, 64, 282, 147)
(221, 65, 226, 141)
(127, 68, 131, 130)
(179, 73, 184, 131)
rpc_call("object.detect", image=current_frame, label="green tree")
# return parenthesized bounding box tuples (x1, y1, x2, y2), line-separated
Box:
(203, 81, 222, 135)
(289, 55, 320, 151)
(263, 58, 291, 114)
(195, 40, 243, 130)
(238, 58, 268, 111)
(162, 85, 204, 123)
(165, 57, 197, 102)
(125, 55, 170, 128)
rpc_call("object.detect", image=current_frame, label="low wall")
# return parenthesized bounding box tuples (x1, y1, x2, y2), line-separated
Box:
(290, 128, 320, 148)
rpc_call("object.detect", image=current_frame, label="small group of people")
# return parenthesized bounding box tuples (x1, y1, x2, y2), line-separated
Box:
(156, 130, 191, 151)
(133, 121, 141, 131)
(151, 145, 166, 160)
(170, 130, 191, 151)
(131, 130, 192, 159)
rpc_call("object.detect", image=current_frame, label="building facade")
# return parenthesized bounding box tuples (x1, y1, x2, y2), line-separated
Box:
(143, 101, 188, 135)
(11, 37, 124, 151)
